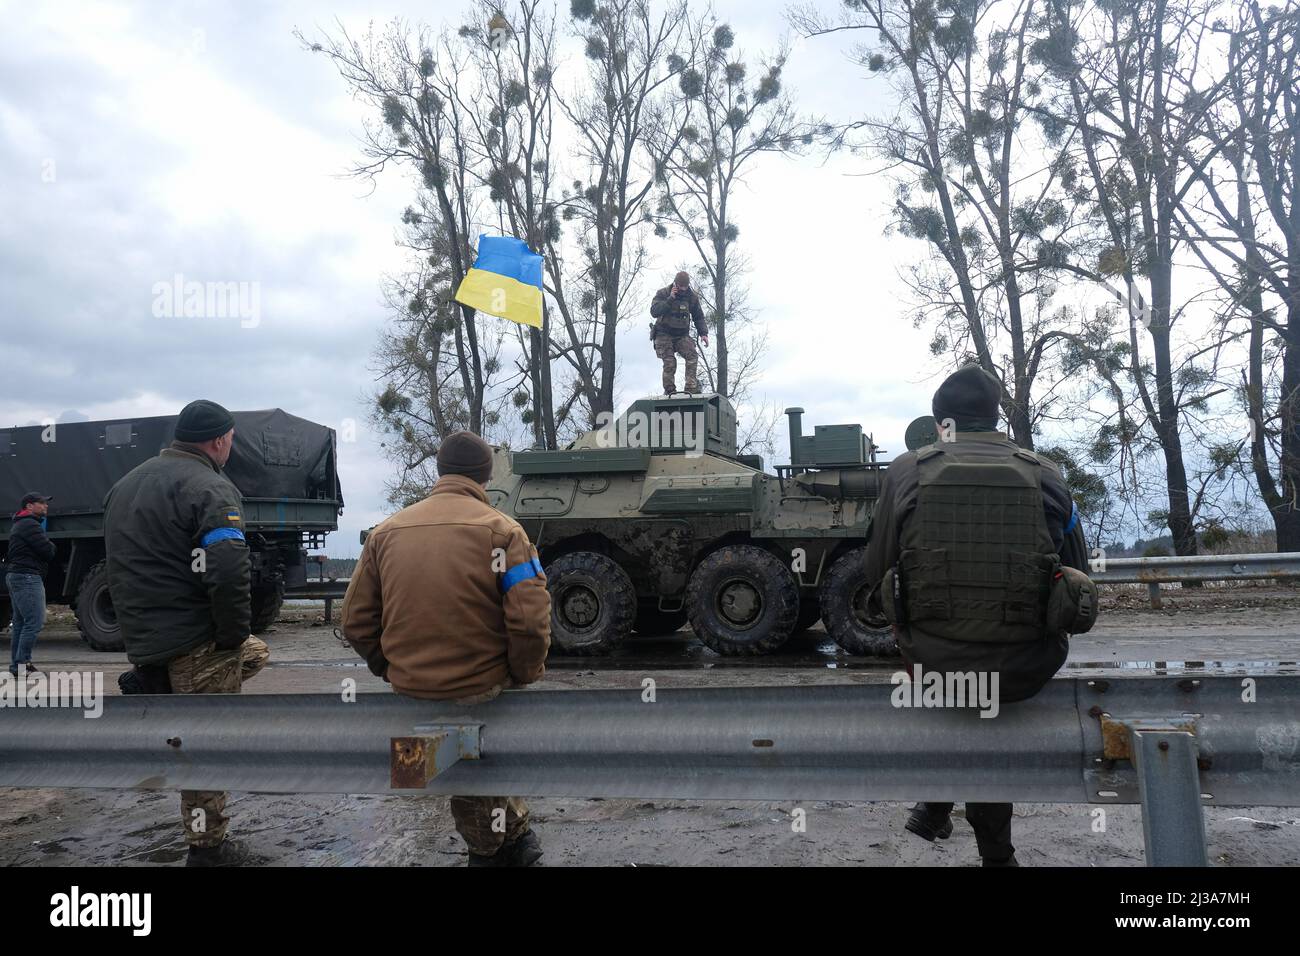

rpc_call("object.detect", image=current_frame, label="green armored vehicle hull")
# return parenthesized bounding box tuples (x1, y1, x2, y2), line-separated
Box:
(488, 394, 897, 657)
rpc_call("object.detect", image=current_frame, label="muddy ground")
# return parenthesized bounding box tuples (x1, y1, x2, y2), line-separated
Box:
(3, 584, 1299, 867)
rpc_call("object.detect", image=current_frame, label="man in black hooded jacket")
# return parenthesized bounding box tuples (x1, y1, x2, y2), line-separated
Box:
(6, 492, 56, 676)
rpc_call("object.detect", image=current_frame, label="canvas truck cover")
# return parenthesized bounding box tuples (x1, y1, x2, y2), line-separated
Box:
(0, 409, 343, 518)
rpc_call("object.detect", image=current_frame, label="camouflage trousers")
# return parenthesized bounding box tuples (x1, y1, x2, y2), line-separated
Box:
(428, 682, 532, 857)
(654, 333, 699, 394)
(449, 796, 531, 856)
(167, 637, 271, 848)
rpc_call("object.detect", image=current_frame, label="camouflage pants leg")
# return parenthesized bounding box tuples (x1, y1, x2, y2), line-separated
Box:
(654, 333, 679, 393)
(654, 334, 699, 394)
(167, 636, 270, 848)
(448, 796, 531, 856)
(676, 335, 700, 393)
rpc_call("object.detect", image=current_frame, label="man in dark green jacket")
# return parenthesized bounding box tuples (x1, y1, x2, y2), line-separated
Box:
(864, 365, 1092, 866)
(649, 271, 709, 394)
(104, 399, 269, 867)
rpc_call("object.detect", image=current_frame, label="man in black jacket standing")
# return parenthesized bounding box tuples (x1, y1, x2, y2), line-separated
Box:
(104, 399, 269, 866)
(6, 492, 56, 676)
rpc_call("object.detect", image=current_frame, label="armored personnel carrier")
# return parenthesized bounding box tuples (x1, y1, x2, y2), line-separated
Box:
(0, 409, 343, 651)
(488, 394, 898, 657)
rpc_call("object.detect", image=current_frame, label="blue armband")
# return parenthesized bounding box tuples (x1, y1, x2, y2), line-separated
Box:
(501, 556, 544, 593)
(1063, 503, 1078, 535)
(200, 527, 246, 547)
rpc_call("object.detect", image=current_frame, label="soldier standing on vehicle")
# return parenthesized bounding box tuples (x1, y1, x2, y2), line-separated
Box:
(6, 492, 56, 676)
(649, 271, 709, 395)
(104, 399, 269, 867)
(864, 364, 1096, 866)
(341, 430, 552, 867)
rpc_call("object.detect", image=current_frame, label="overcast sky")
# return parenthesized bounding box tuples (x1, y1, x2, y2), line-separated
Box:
(1, 0, 977, 556)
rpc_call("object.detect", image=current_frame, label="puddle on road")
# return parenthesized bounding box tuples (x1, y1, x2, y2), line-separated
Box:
(1064, 659, 1298, 674)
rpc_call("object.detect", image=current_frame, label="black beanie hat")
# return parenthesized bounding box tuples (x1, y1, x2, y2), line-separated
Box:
(932, 364, 1001, 426)
(175, 399, 236, 443)
(437, 431, 494, 484)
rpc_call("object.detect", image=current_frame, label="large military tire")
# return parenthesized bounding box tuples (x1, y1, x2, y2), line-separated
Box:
(819, 547, 898, 657)
(74, 560, 126, 653)
(546, 551, 636, 655)
(633, 606, 689, 637)
(249, 580, 285, 634)
(687, 545, 800, 656)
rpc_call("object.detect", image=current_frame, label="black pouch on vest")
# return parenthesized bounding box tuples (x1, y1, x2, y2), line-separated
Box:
(881, 566, 906, 626)
(118, 663, 173, 695)
(1046, 565, 1098, 635)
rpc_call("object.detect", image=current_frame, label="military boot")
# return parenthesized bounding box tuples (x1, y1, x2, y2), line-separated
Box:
(505, 829, 543, 866)
(466, 830, 544, 867)
(185, 838, 253, 867)
(982, 852, 1020, 867)
(904, 803, 954, 842)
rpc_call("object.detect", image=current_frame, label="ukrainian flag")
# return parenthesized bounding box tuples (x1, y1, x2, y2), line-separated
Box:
(453, 235, 544, 329)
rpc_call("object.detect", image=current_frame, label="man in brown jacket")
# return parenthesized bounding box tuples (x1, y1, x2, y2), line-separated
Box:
(341, 430, 552, 866)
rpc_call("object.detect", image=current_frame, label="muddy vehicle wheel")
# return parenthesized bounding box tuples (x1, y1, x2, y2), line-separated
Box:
(75, 559, 126, 652)
(633, 605, 688, 636)
(819, 546, 898, 656)
(687, 545, 800, 656)
(546, 551, 636, 655)
(250, 579, 285, 634)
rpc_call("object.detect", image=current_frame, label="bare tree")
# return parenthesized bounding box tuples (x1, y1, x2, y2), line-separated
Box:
(1034, 0, 1235, 556)
(557, 0, 689, 419)
(649, 14, 809, 398)
(792, 0, 1087, 450)
(300, 20, 500, 435)
(1176, 1, 1300, 548)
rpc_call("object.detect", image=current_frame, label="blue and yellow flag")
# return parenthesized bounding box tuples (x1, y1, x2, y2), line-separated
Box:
(453, 235, 544, 329)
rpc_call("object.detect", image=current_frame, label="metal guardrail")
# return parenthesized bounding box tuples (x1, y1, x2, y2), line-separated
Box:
(1090, 552, 1300, 608)
(2, 676, 1297, 866)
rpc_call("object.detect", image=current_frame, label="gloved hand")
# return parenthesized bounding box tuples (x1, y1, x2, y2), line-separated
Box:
(700, 335, 709, 348)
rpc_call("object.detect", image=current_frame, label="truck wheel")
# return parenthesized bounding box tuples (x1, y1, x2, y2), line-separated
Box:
(546, 551, 636, 655)
(74, 560, 126, 652)
(250, 580, 285, 634)
(687, 545, 800, 656)
(633, 605, 688, 637)
(819, 547, 898, 656)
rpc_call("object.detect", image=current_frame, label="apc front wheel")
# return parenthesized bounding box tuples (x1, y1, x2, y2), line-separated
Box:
(545, 551, 636, 655)
(686, 545, 799, 656)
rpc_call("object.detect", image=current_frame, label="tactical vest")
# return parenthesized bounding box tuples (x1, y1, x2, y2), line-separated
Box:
(893, 440, 1059, 644)
(658, 292, 694, 334)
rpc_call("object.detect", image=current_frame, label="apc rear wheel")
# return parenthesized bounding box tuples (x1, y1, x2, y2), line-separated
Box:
(819, 546, 898, 657)
(686, 545, 799, 656)
(75, 560, 126, 653)
(546, 551, 636, 655)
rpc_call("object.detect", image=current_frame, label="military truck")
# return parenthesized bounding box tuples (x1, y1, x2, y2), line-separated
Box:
(0, 409, 343, 651)
(487, 393, 898, 657)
